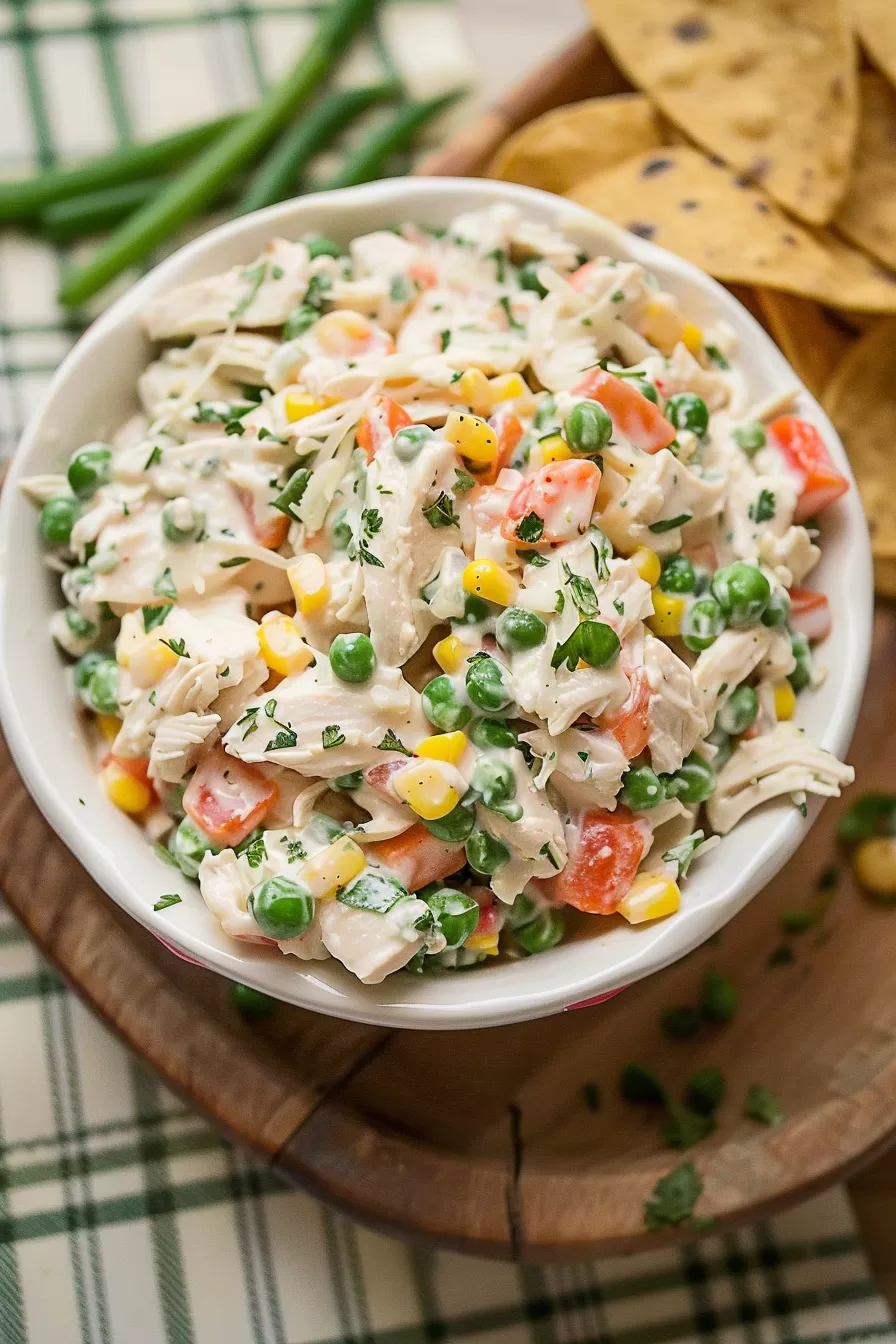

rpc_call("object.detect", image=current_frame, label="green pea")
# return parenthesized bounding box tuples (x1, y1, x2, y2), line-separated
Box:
(67, 442, 112, 499)
(422, 675, 472, 731)
(659, 554, 696, 594)
(458, 594, 493, 626)
(716, 684, 759, 736)
(705, 722, 733, 770)
(282, 304, 318, 341)
(471, 758, 516, 811)
(732, 420, 766, 457)
(249, 876, 314, 941)
(469, 717, 517, 750)
(631, 377, 659, 405)
(761, 587, 791, 627)
(788, 630, 812, 693)
(425, 887, 480, 949)
(665, 752, 716, 805)
(161, 498, 205, 543)
(496, 606, 546, 652)
(65, 606, 98, 644)
(86, 659, 120, 714)
(305, 235, 344, 260)
(518, 258, 547, 298)
(618, 764, 666, 810)
(682, 597, 726, 652)
(565, 400, 613, 456)
(576, 620, 621, 669)
(516, 908, 564, 954)
(40, 496, 78, 546)
(509, 891, 538, 930)
(664, 392, 709, 437)
(711, 562, 770, 627)
(422, 799, 476, 843)
(465, 655, 513, 713)
(328, 633, 376, 684)
(331, 508, 352, 550)
(173, 816, 218, 879)
(465, 827, 510, 875)
(74, 648, 112, 696)
(62, 565, 95, 606)
(393, 424, 434, 462)
(329, 770, 363, 792)
(231, 982, 276, 1020)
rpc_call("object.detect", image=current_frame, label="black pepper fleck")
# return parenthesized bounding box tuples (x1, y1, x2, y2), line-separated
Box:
(673, 16, 709, 41)
(628, 222, 656, 240)
(642, 157, 674, 178)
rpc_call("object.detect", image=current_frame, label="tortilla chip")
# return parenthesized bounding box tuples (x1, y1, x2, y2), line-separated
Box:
(822, 316, 896, 558)
(756, 291, 855, 398)
(489, 95, 666, 195)
(566, 147, 896, 312)
(834, 74, 896, 272)
(585, 0, 856, 226)
(854, 0, 896, 91)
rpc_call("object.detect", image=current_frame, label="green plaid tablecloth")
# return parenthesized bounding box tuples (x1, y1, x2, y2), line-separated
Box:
(0, 1, 894, 1339)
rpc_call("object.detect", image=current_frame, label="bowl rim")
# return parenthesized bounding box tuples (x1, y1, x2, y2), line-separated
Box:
(0, 175, 873, 1029)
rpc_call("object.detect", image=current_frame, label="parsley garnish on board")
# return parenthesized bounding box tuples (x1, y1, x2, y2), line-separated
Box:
(422, 491, 460, 529)
(562, 561, 598, 616)
(515, 512, 544, 544)
(378, 729, 413, 756)
(153, 894, 182, 912)
(322, 725, 346, 750)
(748, 489, 776, 523)
(643, 1161, 705, 1230)
(141, 604, 172, 633)
(743, 1084, 784, 1126)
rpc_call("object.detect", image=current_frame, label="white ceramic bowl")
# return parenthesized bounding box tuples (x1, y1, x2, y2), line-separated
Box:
(0, 177, 873, 1029)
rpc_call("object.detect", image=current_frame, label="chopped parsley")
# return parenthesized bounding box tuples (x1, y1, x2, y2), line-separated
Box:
(662, 1102, 716, 1149)
(142, 603, 172, 632)
(224, 419, 245, 437)
(743, 1084, 784, 1126)
(389, 274, 414, 302)
(230, 262, 266, 320)
(662, 831, 706, 880)
(515, 512, 544, 544)
(357, 540, 384, 567)
(360, 507, 383, 536)
(238, 707, 259, 740)
(378, 729, 413, 756)
(700, 969, 738, 1023)
(538, 841, 560, 870)
(768, 944, 795, 967)
(582, 1081, 601, 1111)
(160, 637, 189, 658)
(660, 1006, 702, 1041)
(554, 589, 565, 615)
(271, 265, 285, 280)
(153, 893, 182, 912)
(219, 556, 250, 568)
(591, 530, 612, 581)
(439, 329, 451, 352)
(562, 561, 598, 616)
(648, 512, 693, 534)
(620, 1062, 664, 1105)
(284, 838, 307, 863)
(611, 289, 625, 302)
(266, 729, 298, 751)
(486, 247, 507, 283)
(520, 550, 549, 567)
(748, 489, 776, 523)
(153, 567, 177, 600)
(781, 908, 815, 934)
(613, 597, 625, 615)
(499, 294, 524, 332)
(152, 841, 178, 868)
(322, 724, 346, 750)
(237, 832, 267, 869)
(422, 491, 460, 529)
(453, 468, 476, 493)
(705, 344, 730, 370)
(643, 1161, 704, 1230)
(143, 444, 162, 470)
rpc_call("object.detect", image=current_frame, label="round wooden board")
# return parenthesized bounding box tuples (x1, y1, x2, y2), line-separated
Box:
(1, 610, 894, 1259)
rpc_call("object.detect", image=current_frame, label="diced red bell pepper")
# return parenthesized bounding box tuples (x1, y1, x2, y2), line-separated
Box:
(235, 486, 290, 550)
(767, 415, 849, 523)
(571, 368, 677, 454)
(356, 395, 413, 462)
(183, 748, 278, 848)
(476, 406, 523, 486)
(595, 669, 652, 760)
(542, 805, 647, 915)
(366, 823, 466, 893)
(788, 587, 831, 643)
(500, 459, 602, 544)
(469, 886, 503, 939)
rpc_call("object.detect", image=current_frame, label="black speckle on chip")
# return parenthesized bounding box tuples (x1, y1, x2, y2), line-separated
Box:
(628, 222, 656, 240)
(708, 154, 725, 168)
(755, 201, 771, 214)
(680, 199, 700, 211)
(641, 157, 673, 178)
(749, 157, 772, 181)
(733, 174, 752, 189)
(781, 233, 797, 246)
(674, 16, 709, 41)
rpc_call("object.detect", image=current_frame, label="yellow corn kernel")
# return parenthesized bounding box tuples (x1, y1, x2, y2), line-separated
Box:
(433, 635, 466, 674)
(284, 390, 324, 422)
(462, 559, 518, 607)
(301, 836, 366, 901)
(631, 546, 662, 587)
(257, 615, 314, 677)
(415, 731, 467, 766)
(465, 931, 500, 955)
(392, 760, 460, 821)
(443, 410, 498, 466)
(681, 322, 703, 356)
(539, 433, 572, 466)
(617, 873, 681, 925)
(116, 610, 145, 669)
(101, 761, 152, 815)
(773, 681, 797, 721)
(642, 298, 686, 355)
(647, 592, 686, 638)
(128, 636, 181, 689)
(97, 714, 122, 743)
(287, 554, 330, 617)
(457, 367, 492, 415)
(853, 836, 896, 898)
(489, 372, 527, 403)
